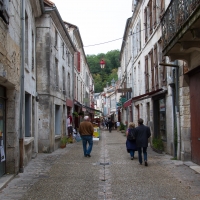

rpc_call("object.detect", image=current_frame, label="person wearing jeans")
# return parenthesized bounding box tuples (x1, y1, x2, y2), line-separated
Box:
(137, 147, 147, 164)
(135, 118, 151, 166)
(79, 116, 94, 157)
(126, 122, 137, 160)
(81, 135, 93, 157)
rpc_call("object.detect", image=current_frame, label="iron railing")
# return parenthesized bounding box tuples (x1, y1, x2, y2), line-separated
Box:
(161, 0, 200, 49)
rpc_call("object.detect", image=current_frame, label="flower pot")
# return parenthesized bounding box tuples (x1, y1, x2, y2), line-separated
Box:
(60, 143, 66, 148)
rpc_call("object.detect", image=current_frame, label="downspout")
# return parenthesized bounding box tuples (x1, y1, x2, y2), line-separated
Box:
(175, 61, 181, 160)
(19, 0, 25, 173)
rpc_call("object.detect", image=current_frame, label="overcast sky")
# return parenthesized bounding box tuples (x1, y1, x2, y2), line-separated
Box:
(52, 0, 133, 55)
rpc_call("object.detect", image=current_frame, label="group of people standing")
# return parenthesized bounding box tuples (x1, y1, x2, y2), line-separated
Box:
(126, 118, 151, 166)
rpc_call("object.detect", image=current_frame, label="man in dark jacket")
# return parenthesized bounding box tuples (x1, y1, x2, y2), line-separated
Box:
(135, 118, 151, 166)
(79, 116, 94, 157)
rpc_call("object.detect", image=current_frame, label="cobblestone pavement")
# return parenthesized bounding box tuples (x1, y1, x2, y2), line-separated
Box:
(0, 129, 200, 200)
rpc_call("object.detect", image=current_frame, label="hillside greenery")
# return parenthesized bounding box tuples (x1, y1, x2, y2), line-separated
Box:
(86, 50, 120, 93)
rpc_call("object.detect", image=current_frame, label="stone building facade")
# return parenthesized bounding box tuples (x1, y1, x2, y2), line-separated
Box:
(119, 0, 177, 157)
(161, 0, 200, 164)
(36, 0, 76, 153)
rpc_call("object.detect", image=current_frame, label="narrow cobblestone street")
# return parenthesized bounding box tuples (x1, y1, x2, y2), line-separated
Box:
(0, 129, 200, 200)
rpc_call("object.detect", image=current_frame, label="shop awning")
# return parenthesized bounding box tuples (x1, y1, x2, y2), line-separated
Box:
(74, 100, 102, 113)
(132, 89, 164, 102)
(123, 99, 132, 108)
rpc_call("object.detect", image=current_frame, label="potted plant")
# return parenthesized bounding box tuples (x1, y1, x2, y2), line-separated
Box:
(120, 122, 126, 133)
(151, 138, 164, 153)
(67, 136, 74, 144)
(72, 111, 79, 117)
(60, 136, 67, 148)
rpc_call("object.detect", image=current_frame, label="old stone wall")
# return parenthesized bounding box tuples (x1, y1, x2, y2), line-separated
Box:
(0, 0, 21, 174)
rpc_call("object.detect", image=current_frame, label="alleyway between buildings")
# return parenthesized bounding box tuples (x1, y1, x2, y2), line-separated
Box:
(0, 129, 200, 200)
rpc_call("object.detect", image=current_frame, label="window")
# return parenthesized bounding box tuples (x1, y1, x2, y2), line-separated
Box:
(32, 31, 34, 71)
(77, 52, 81, 72)
(55, 105, 61, 135)
(0, 0, 9, 24)
(25, 11, 28, 65)
(68, 52, 70, 67)
(67, 73, 70, 97)
(77, 77, 78, 100)
(55, 59, 59, 89)
(55, 29, 58, 48)
(62, 42, 65, 58)
(25, 94, 31, 137)
(86, 72, 89, 87)
(137, 20, 141, 53)
(62, 66, 65, 94)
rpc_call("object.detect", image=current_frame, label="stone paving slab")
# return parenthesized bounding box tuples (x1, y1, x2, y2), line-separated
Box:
(0, 129, 199, 200)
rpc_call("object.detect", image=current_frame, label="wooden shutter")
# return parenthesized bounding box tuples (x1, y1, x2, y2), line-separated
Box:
(154, 44, 159, 89)
(162, 57, 166, 86)
(144, 8, 148, 42)
(150, 49, 154, 91)
(77, 52, 81, 72)
(153, 0, 157, 28)
(145, 55, 149, 93)
(160, 0, 165, 17)
(149, 0, 153, 34)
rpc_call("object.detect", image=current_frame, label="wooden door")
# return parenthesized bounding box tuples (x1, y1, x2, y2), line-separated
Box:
(190, 69, 200, 165)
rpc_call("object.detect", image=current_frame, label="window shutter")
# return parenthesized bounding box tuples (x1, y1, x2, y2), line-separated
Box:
(162, 57, 166, 86)
(145, 55, 149, 93)
(160, 0, 165, 17)
(149, 50, 154, 91)
(154, 44, 159, 89)
(77, 52, 81, 72)
(149, 0, 153, 34)
(144, 8, 148, 42)
(153, 0, 157, 28)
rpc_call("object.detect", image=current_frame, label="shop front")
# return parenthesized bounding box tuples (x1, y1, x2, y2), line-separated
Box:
(153, 95, 166, 141)
(0, 86, 6, 177)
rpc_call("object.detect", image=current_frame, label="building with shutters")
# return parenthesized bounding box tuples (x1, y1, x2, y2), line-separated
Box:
(161, 0, 200, 164)
(35, 0, 76, 153)
(120, 0, 177, 157)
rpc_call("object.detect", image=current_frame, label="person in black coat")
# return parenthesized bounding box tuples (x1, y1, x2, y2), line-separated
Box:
(135, 118, 151, 166)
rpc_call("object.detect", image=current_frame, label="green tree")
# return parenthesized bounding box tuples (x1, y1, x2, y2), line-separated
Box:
(87, 50, 120, 92)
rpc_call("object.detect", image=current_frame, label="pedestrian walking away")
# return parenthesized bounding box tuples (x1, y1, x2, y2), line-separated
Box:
(126, 122, 137, 160)
(135, 118, 151, 166)
(107, 119, 113, 133)
(79, 116, 94, 157)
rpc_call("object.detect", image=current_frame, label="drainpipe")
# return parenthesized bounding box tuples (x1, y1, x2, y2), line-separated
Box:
(19, 0, 25, 173)
(175, 61, 181, 160)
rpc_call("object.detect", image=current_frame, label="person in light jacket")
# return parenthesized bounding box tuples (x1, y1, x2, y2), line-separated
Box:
(79, 116, 94, 157)
(135, 118, 151, 166)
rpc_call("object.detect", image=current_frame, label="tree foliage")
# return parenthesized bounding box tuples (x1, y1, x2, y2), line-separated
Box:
(87, 50, 120, 93)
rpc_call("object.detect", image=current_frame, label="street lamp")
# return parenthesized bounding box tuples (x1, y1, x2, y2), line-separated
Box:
(100, 59, 106, 69)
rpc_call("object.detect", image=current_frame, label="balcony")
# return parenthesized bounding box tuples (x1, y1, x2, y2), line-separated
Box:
(161, 0, 200, 64)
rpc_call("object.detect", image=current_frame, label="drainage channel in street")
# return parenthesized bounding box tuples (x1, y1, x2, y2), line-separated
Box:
(98, 131, 112, 200)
